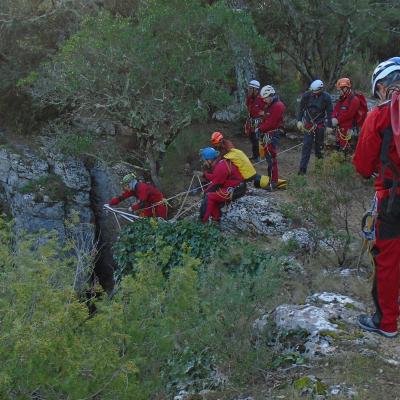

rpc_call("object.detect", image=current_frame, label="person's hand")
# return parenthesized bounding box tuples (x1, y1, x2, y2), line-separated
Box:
(296, 121, 304, 131)
(331, 118, 338, 127)
(128, 205, 134, 213)
(108, 197, 120, 206)
(326, 127, 333, 135)
(193, 170, 204, 177)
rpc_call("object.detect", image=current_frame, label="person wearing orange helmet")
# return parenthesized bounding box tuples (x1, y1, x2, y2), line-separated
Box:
(210, 131, 235, 156)
(332, 78, 361, 152)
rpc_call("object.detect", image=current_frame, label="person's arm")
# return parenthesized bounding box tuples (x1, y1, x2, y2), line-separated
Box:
(108, 190, 134, 205)
(325, 94, 333, 127)
(204, 162, 228, 192)
(353, 112, 381, 178)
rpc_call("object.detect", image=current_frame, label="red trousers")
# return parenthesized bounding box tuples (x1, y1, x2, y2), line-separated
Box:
(201, 190, 231, 223)
(371, 196, 400, 333)
(140, 204, 168, 219)
(264, 143, 278, 183)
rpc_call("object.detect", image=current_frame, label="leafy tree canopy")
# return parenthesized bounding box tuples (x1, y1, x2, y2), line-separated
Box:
(28, 0, 268, 185)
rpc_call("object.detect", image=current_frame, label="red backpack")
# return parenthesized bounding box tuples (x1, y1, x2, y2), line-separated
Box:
(353, 92, 368, 128)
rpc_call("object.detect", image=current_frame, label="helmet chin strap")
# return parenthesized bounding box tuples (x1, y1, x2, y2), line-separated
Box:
(387, 85, 400, 100)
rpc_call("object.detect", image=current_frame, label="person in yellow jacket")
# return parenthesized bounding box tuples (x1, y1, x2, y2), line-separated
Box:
(210, 131, 286, 190)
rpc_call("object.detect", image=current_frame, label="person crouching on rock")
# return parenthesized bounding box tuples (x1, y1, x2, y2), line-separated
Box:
(199, 147, 245, 224)
(108, 173, 168, 219)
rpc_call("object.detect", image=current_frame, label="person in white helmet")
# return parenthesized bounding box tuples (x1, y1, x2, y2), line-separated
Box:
(297, 79, 333, 175)
(353, 57, 400, 338)
(245, 79, 264, 162)
(257, 85, 286, 186)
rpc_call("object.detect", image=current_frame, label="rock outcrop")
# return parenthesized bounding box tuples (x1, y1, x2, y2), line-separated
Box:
(221, 189, 289, 236)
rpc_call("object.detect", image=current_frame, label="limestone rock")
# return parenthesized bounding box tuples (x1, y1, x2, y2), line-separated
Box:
(221, 189, 288, 236)
(282, 228, 313, 249)
(275, 304, 340, 334)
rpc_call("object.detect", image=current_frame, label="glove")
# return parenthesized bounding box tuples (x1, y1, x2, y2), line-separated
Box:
(193, 170, 204, 177)
(331, 118, 338, 127)
(326, 127, 333, 135)
(296, 121, 304, 131)
(108, 197, 120, 206)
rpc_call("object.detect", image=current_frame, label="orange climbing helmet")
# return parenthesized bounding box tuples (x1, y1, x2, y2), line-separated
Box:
(336, 77, 352, 90)
(211, 131, 224, 146)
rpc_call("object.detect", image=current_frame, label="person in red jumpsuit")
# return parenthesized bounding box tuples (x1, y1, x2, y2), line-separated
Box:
(353, 57, 400, 338)
(257, 85, 286, 186)
(108, 173, 168, 219)
(245, 79, 265, 161)
(199, 147, 244, 223)
(332, 78, 360, 152)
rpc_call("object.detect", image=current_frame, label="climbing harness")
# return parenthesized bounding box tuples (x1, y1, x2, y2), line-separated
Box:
(335, 126, 353, 150)
(356, 193, 377, 272)
(244, 117, 262, 136)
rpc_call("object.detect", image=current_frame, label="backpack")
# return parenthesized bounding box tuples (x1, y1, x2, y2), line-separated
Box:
(353, 92, 368, 128)
(223, 148, 256, 180)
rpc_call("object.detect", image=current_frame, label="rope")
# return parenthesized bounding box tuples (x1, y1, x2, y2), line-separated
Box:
(106, 140, 304, 222)
(173, 175, 196, 221)
(253, 142, 303, 166)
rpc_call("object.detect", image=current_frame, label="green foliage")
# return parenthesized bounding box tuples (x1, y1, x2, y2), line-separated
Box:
(0, 210, 282, 398)
(113, 218, 279, 279)
(29, 2, 267, 183)
(113, 219, 226, 277)
(54, 132, 95, 157)
(0, 219, 141, 399)
(250, 0, 397, 87)
(285, 152, 365, 265)
(19, 173, 74, 202)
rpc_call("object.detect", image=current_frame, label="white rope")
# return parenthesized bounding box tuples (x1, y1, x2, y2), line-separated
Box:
(173, 175, 196, 221)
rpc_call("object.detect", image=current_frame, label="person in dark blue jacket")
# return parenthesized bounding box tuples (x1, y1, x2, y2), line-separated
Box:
(297, 80, 333, 175)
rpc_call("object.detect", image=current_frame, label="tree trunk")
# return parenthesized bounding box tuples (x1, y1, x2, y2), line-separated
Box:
(225, 0, 257, 110)
(145, 142, 162, 189)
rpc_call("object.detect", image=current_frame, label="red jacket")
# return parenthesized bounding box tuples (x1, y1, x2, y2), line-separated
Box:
(333, 93, 360, 131)
(246, 95, 265, 118)
(353, 102, 400, 194)
(109, 182, 165, 210)
(259, 98, 285, 133)
(204, 159, 243, 193)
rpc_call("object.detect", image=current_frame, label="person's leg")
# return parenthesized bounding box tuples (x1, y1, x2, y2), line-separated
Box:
(249, 131, 260, 160)
(314, 127, 325, 159)
(299, 133, 313, 173)
(370, 212, 400, 333)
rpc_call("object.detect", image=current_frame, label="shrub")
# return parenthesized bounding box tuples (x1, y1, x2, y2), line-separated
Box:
(283, 152, 367, 266)
(0, 215, 282, 398)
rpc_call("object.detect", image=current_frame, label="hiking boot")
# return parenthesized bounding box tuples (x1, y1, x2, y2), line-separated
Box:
(358, 314, 398, 338)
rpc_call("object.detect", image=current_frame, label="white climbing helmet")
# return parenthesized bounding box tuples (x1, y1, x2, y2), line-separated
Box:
(260, 85, 276, 99)
(371, 58, 400, 97)
(310, 80, 324, 92)
(248, 79, 260, 89)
